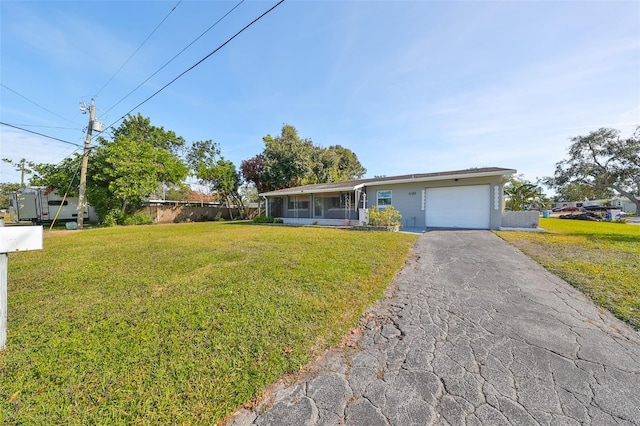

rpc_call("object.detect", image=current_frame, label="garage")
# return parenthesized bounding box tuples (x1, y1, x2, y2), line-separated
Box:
(425, 185, 491, 229)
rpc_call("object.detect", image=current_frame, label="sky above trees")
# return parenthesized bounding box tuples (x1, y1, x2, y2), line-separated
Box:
(1, 1, 638, 186)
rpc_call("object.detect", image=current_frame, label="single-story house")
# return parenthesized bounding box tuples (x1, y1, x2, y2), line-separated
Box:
(260, 167, 517, 230)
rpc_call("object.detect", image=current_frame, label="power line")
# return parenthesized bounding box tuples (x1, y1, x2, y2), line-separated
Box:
(6, 124, 83, 131)
(99, 0, 245, 120)
(103, 0, 285, 134)
(0, 122, 83, 147)
(0, 83, 73, 123)
(94, 0, 183, 98)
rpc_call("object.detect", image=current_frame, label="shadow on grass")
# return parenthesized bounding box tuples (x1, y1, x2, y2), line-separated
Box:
(572, 232, 640, 245)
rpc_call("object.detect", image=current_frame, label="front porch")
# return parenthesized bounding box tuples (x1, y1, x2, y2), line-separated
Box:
(266, 191, 364, 223)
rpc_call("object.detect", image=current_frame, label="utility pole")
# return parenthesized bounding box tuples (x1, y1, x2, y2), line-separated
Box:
(77, 99, 95, 229)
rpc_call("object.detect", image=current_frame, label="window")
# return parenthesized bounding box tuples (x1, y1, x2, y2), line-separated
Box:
(288, 196, 310, 210)
(47, 200, 68, 206)
(377, 190, 392, 206)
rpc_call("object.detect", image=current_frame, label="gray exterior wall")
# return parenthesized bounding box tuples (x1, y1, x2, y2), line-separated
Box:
(364, 176, 505, 230)
(501, 211, 540, 228)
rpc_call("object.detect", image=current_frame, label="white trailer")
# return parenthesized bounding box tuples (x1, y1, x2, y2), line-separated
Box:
(8, 187, 93, 224)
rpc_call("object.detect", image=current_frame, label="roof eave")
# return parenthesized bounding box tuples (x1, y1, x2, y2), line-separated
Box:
(260, 185, 358, 197)
(364, 169, 517, 187)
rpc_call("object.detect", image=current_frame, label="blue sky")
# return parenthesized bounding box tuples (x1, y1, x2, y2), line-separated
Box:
(1, 0, 639, 189)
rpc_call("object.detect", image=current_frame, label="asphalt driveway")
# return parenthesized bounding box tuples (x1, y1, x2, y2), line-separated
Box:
(228, 230, 640, 425)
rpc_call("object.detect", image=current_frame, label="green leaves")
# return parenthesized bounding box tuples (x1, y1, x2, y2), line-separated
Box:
(546, 127, 640, 210)
(88, 115, 189, 223)
(243, 124, 367, 191)
(504, 176, 548, 211)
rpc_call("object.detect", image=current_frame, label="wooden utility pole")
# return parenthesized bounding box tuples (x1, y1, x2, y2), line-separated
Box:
(77, 99, 95, 229)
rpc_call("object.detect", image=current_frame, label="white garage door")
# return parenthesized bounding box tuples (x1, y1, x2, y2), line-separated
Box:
(426, 185, 491, 229)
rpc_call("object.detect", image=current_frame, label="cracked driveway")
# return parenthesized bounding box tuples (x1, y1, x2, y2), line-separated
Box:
(228, 230, 640, 425)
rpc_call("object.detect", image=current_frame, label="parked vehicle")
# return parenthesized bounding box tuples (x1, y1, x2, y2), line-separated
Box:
(559, 206, 582, 212)
(583, 205, 609, 212)
(8, 187, 92, 224)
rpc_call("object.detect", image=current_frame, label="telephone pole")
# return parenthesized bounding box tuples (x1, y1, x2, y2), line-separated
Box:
(77, 99, 95, 229)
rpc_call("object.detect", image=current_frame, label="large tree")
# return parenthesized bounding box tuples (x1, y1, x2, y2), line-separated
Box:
(29, 114, 189, 224)
(186, 140, 245, 219)
(545, 127, 640, 211)
(549, 182, 614, 203)
(242, 124, 366, 191)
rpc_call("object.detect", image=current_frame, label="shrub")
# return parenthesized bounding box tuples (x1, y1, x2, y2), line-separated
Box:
(367, 206, 402, 227)
(101, 210, 152, 226)
(274, 218, 284, 224)
(252, 215, 275, 224)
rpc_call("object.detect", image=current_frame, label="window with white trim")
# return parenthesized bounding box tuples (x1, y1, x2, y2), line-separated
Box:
(377, 190, 392, 206)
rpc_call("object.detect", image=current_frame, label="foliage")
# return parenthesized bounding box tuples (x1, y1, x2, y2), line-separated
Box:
(29, 154, 82, 196)
(90, 116, 189, 222)
(240, 154, 271, 193)
(497, 218, 640, 329)
(368, 205, 402, 226)
(252, 215, 276, 223)
(0, 182, 21, 209)
(161, 183, 191, 201)
(504, 175, 549, 211)
(28, 114, 189, 225)
(242, 124, 366, 191)
(186, 140, 245, 219)
(544, 127, 640, 212)
(550, 182, 614, 202)
(2, 158, 34, 187)
(0, 223, 417, 424)
(102, 209, 153, 226)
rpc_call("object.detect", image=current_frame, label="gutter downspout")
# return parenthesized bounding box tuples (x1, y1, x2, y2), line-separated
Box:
(262, 195, 269, 217)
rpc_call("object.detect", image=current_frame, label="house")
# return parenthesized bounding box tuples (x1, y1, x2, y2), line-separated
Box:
(260, 167, 516, 230)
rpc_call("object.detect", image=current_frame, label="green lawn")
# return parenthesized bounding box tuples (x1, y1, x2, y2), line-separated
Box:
(0, 222, 417, 425)
(496, 218, 640, 329)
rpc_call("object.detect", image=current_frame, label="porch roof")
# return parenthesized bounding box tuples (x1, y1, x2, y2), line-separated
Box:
(260, 167, 516, 197)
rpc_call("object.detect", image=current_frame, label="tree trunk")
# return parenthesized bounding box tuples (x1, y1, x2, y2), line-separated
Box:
(610, 184, 640, 213)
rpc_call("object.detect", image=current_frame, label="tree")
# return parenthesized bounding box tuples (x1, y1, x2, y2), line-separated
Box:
(2, 158, 34, 187)
(545, 127, 640, 212)
(90, 116, 188, 222)
(240, 154, 272, 193)
(242, 124, 367, 191)
(0, 182, 21, 210)
(186, 140, 245, 219)
(262, 124, 315, 189)
(29, 155, 82, 195)
(504, 176, 549, 211)
(30, 114, 189, 225)
(548, 182, 614, 202)
(327, 145, 366, 181)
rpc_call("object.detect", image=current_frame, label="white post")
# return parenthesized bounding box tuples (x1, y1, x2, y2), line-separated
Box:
(0, 220, 6, 350)
(0, 222, 43, 350)
(0, 250, 7, 350)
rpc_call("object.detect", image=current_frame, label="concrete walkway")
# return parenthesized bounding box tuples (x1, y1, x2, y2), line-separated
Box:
(227, 231, 640, 426)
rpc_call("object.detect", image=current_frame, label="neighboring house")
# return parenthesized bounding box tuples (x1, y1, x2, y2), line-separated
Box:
(260, 167, 516, 230)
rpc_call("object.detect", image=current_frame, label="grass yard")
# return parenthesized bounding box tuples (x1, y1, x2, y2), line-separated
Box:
(496, 218, 640, 329)
(0, 222, 417, 425)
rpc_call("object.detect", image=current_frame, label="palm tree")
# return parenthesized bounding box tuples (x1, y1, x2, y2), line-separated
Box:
(505, 182, 548, 211)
